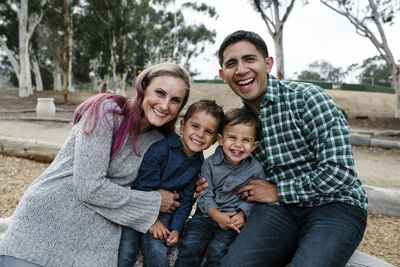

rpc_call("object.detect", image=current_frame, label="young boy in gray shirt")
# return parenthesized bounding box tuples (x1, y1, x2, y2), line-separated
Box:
(175, 108, 266, 267)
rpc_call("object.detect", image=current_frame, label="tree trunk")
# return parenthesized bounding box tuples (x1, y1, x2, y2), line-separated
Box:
(273, 31, 284, 80)
(100, 74, 110, 93)
(393, 69, 400, 119)
(115, 72, 127, 97)
(53, 64, 63, 91)
(62, 0, 71, 103)
(31, 54, 43, 91)
(0, 39, 20, 80)
(19, 0, 33, 97)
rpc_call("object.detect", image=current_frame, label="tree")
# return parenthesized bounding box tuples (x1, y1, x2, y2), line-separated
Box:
(351, 56, 392, 87)
(249, 0, 296, 79)
(0, 0, 45, 97)
(297, 59, 344, 83)
(88, 0, 217, 95)
(46, 0, 73, 103)
(320, 0, 400, 118)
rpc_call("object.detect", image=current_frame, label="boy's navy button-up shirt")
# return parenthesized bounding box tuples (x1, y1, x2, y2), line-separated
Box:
(134, 132, 204, 233)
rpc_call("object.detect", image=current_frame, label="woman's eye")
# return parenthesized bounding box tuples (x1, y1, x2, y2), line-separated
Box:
(156, 90, 165, 96)
(171, 98, 182, 104)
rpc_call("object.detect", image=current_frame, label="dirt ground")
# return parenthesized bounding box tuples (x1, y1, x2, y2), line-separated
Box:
(1, 86, 400, 265)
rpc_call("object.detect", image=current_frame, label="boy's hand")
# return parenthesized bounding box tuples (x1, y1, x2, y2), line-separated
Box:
(207, 208, 240, 234)
(166, 230, 179, 247)
(148, 219, 170, 240)
(231, 210, 246, 229)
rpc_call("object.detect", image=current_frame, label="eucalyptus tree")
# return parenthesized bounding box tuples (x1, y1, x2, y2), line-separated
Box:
(87, 0, 216, 96)
(0, 0, 46, 97)
(45, 0, 80, 102)
(297, 59, 344, 83)
(320, 0, 400, 118)
(250, 0, 297, 79)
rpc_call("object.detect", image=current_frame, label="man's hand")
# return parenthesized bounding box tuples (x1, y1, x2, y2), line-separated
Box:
(236, 179, 279, 203)
(158, 189, 180, 213)
(207, 208, 240, 234)
(148, 219, 170, 240)
(166, 230, 179, 247)
(194, 178, 209, 198)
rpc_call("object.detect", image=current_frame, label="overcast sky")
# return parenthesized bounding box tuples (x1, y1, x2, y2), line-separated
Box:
(179, 0, 400, 81)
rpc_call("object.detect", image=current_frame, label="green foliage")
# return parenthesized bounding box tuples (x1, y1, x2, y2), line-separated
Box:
(296, 80, 333, 89)
(297, 60, 344, 83)
(341, 83, 395, 94)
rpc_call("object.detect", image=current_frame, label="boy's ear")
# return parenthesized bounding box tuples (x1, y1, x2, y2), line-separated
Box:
(251, 141, 260, 151)
(217, 133, 223, 146)
(179, 119, 185, 135)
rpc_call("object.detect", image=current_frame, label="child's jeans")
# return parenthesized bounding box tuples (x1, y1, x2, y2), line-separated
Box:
(118, 213, 172, 267)
(175, 210, 237, 267)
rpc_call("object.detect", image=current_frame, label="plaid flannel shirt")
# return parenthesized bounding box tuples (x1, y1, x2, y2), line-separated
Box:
(252, 75, 368, 210)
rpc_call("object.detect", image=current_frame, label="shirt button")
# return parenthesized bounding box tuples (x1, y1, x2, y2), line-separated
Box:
(225, 183, 230, 187)
(218, 195, 222, 200)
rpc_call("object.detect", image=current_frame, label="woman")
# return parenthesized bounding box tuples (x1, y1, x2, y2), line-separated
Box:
(0, 63, 191, 267)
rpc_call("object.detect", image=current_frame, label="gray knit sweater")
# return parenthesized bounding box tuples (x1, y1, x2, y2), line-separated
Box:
(0, 101, 164, 266)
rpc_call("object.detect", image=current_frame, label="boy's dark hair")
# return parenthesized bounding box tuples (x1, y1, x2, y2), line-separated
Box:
(218, 30, 269, 67)
(183, 99, 224, 131)
(221, 108, 261, 141)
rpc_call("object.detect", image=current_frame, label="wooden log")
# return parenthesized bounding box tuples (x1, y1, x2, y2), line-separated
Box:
(0, 136, 61, 163)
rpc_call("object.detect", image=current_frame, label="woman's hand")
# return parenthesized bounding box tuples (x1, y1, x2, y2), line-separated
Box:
(158, 189, 180, 213)
(236, 179, 279, 203)
(194, 178, 209, 198)
(149, 219, 170, 240)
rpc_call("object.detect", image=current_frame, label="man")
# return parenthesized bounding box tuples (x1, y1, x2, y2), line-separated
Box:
(196, 30, 368, 267)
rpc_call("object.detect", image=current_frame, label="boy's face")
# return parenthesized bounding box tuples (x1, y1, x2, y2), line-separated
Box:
(217, 123, 259, 166)
(180, 110, 219, 157)
(218, 41, 273, 108)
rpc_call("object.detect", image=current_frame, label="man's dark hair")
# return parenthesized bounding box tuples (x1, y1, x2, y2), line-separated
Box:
(221, 108, 261, 141)
(218, 30, 269, 67)
(183, 99, 224, 132)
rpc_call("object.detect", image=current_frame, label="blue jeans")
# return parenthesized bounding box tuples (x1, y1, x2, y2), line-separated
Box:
(175, 210, 237, 267)
(118, 213, 172, 267)
(220, 202, 367, 267)
(0, 255, 43, 267)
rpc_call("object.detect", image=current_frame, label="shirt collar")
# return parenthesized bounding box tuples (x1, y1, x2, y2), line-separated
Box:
(242, 74, 280, 110)
(167, 132, 203, 160)
(263, 74, 280, 104)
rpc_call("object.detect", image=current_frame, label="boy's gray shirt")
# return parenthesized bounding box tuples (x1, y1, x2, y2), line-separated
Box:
(197, 146, 266, 218)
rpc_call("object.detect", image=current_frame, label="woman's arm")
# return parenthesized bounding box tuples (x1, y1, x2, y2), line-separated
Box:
(71, 101, 163, 233)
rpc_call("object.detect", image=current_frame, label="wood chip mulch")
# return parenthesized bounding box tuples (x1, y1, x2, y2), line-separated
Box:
(0, 154, 399, 266)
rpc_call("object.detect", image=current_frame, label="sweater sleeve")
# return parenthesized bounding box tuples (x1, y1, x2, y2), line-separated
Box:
(72, 100, 161, 233)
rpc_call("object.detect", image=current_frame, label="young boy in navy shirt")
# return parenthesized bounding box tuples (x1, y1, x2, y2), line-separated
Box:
(175, 108, 266, 267)
(118, 99, 224, 267)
